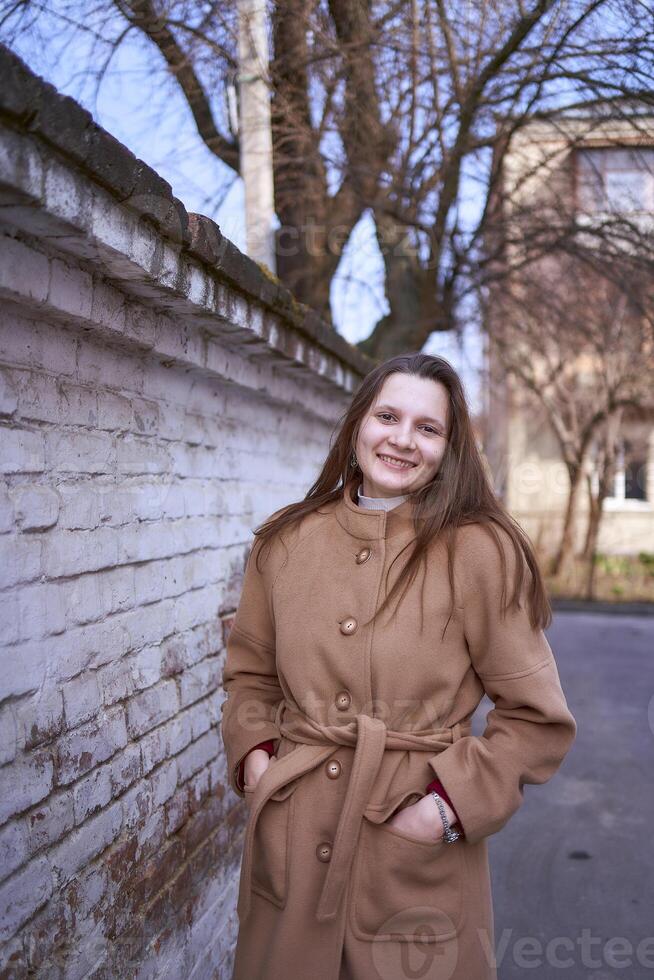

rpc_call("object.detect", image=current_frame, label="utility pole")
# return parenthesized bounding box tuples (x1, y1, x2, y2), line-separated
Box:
(237, 0, 276, 273)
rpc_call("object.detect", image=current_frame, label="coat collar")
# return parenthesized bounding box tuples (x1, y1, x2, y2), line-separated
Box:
(333, 472, 417, 541)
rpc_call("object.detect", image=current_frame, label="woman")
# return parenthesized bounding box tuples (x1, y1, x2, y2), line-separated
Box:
(221, 352, 577, 980)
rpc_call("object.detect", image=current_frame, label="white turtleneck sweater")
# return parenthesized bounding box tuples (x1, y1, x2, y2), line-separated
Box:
(356, 483, 409, 511)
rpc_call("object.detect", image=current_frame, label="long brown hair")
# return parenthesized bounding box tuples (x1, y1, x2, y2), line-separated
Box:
(253, 352, 551, 632)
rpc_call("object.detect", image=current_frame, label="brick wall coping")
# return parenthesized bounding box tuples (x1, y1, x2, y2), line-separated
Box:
(0, 42, 375, 392)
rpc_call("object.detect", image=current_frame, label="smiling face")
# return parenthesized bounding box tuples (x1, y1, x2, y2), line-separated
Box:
(354, 372, 450, 498)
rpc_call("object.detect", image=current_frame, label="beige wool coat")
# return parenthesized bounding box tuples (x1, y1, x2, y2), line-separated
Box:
(220, 474, 577, 980)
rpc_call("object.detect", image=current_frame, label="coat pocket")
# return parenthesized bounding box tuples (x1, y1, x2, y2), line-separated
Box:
(248, 781, 297, 909)
(350, 814, 467, 942)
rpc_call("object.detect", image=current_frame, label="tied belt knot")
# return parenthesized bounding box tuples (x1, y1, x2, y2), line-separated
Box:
(236, 704, 471, 924)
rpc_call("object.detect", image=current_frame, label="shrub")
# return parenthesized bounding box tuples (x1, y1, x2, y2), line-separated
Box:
(637, 552, 654, 576)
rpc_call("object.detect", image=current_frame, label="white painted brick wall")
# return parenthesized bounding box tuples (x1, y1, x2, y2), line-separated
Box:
(0, 100, 364, 978)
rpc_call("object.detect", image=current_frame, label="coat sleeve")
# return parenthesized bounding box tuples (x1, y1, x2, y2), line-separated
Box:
(427, 523, 577, 845)
(220, 531, 286, 798)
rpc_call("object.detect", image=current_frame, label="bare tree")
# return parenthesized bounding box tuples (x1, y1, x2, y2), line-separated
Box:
(2, 0, 653, 357)
(486, 254, 654, 587)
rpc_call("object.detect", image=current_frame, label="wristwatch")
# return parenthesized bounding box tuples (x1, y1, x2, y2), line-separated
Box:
(431, 790, 461, 843)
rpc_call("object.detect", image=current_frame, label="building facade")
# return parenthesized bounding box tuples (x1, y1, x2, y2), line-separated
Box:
(483, 108, 654, 557)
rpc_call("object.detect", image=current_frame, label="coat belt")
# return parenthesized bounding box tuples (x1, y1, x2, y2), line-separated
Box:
(236, 704, 471, 925)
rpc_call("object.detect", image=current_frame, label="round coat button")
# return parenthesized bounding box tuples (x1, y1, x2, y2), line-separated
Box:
(355, 547, 371, 564)
(340, 617, 358, 635)
(335, 691, 351, 711)
(325, 760, 341, 779)
(316, 842, 332, 862)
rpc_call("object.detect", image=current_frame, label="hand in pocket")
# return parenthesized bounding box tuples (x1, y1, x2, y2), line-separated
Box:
(243, 747, 276, 791)
(384, 793, 450, 844)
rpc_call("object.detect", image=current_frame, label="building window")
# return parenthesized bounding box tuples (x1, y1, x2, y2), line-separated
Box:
(576, 147, 654, 214)
(622, 439, 647, 501)
(591, 436, 649, 505)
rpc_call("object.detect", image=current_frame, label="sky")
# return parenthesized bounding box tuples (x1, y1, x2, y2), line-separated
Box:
(3, 10, 484, 414)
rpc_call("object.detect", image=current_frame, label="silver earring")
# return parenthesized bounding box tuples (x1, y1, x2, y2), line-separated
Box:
(350, 451, 359, 468)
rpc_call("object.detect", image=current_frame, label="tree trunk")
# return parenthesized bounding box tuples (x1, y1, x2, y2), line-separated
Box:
(582, 477, 603, 599)
(551, 460, 584, 579)
(582, 478, 603, 560)
(581, 410, 623, 599)
(270, 0, 360, 319)
(358, 211, 451, 360)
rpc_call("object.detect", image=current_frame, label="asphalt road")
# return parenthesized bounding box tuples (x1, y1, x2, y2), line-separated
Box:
(479, 610, 654, 980)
